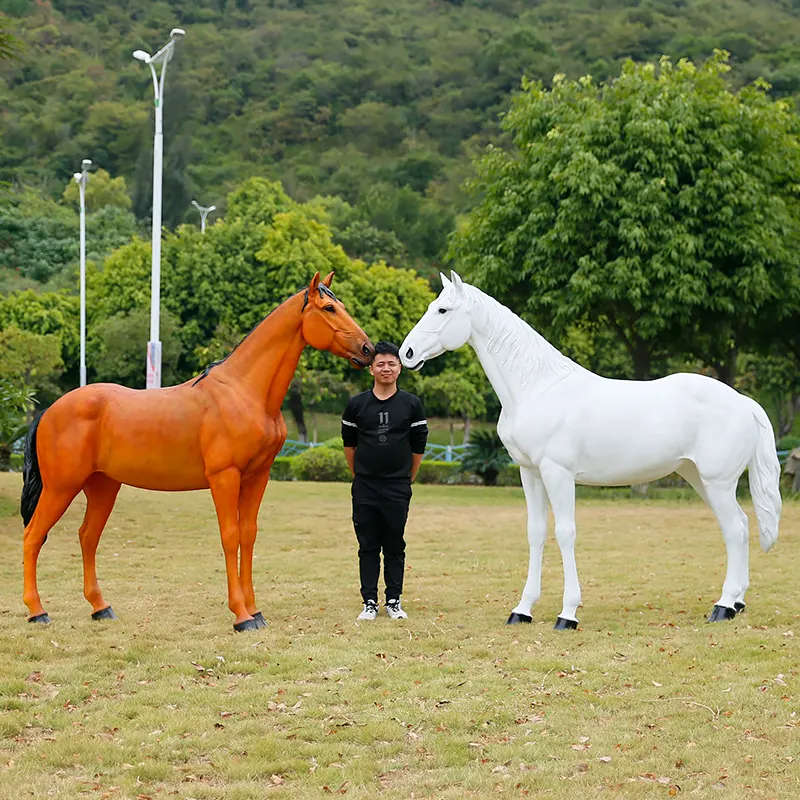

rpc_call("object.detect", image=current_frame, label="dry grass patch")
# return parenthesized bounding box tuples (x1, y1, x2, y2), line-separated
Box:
(0, 475, 797, 799)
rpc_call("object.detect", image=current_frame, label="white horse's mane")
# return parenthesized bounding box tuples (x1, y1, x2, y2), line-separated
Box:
(463, 283, 581, 390)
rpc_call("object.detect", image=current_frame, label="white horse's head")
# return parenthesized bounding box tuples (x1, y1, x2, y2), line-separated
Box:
(400, 271, 473, 370)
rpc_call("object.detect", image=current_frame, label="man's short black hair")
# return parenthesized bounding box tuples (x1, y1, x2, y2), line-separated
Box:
(374, 341, 400, 359)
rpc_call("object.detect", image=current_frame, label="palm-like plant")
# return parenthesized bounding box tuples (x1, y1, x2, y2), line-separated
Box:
(459, 429, 511, 486)
(0, 379, 35, 471)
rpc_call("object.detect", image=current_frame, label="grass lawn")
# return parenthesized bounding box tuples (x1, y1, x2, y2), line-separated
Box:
(0, 475, 797, 799)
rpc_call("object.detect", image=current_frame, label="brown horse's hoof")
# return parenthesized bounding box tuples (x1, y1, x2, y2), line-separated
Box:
(252, 611, 267, 629)
(28, 612, 51, 624)
(91, 606, 118, 621)
(233, 617, 259, 632)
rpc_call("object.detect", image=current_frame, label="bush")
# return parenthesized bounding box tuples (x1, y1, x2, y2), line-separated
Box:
(496, 463, 521, 486)
(270, 456, 294, 481)
(458, 430, 512, 486)
(291, 445, 351, 482)
(415, 460, 460, 484)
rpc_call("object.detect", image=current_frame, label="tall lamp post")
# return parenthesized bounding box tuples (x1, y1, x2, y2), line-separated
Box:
(133, 27, 186, 390)
(73, 159, 92, 388)
(191, 200, 216, 233)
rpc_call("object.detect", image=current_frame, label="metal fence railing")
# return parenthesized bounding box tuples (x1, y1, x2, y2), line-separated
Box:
(280, 441, 794, 468)
(278, 439, 471, 463)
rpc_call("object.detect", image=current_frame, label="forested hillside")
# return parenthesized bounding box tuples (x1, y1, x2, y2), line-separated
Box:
(4, 0, 800, 272)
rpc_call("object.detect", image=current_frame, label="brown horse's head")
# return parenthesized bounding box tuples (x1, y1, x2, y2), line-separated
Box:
(302, 272, 374, 368)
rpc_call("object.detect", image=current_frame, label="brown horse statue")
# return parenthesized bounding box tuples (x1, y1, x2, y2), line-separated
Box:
(20, 272, 373, 631)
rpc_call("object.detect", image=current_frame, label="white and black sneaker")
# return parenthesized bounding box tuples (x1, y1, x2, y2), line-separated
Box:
(386, 598, 408, 620)
(357, 600, 378, 621)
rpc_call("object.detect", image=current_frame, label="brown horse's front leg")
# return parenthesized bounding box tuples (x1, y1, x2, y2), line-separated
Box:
(238, 467, 271, 629)
(207, 467, 256, 631)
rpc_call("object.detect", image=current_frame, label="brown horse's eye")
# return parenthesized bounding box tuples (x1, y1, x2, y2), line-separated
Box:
(324, 304, 336, 313)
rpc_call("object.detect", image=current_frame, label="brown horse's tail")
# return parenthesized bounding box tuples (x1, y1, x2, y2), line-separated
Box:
(20, 413, 44, 527)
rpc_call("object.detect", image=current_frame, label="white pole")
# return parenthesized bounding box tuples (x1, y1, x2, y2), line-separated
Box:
(74, 159, 92, 388)
(134, 29, 185, 390)
(148, 77, 163, 389)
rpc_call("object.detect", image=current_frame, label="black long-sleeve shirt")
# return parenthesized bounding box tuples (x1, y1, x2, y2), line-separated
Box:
(341, 389, 428, 480)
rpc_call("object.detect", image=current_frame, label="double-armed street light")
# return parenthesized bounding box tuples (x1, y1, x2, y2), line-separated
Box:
(133, 27, 185, 389)
(191, 200, 216, 233)
(73, 158, 92, 388)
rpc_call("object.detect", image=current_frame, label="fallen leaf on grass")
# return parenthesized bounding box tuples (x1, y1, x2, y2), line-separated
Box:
(269, 774, 285, 785)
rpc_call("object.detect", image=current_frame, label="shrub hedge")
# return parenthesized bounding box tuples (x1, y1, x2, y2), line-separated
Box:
(290, 445, 351, 482)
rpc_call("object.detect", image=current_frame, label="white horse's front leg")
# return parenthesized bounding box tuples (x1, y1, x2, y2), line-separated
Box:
(539, 459, 581, 629)
(507, 466, 548, 625)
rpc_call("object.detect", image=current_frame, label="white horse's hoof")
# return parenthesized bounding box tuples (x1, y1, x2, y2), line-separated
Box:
(707, 605, 736, 622)
(553, 616, 578, 630)
(734, 602, 746, 614)
(506, 612, 532, 625)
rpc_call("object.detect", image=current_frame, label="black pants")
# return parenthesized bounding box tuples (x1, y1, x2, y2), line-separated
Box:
(352, 476, 411, 603)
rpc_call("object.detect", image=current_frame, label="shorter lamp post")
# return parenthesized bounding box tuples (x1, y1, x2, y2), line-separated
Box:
(191, 200, 216, 233)
(73, 158, 92, 388)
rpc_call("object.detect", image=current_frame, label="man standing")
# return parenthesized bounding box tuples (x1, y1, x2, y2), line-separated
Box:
(341, 341, 428, 621)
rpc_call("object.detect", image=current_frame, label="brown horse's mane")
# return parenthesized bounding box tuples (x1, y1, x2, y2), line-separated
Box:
(191, 284, 340, 387)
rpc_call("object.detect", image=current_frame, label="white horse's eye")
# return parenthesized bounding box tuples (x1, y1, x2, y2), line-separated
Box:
(438, 308, 447, 314)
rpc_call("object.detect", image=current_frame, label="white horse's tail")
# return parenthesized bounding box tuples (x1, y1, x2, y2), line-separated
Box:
(747, 401, 782, 552)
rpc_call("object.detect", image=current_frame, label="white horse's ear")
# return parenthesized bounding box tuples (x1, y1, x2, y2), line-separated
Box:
(450, 271, 465, 295)
(439, 271, 451, 288)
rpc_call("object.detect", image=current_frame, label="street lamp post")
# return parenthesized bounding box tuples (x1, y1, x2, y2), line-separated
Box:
(133, 27, 185, 390)
(73, 158, 92, 388)
(191, 200, 216, 233)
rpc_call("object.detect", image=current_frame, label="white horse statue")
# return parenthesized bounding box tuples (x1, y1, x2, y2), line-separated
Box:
(400, 272, 782, 629)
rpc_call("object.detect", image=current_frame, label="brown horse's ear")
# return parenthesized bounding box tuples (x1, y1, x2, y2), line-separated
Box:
(308, 272, 321, 293)
(322, 271, 334, 287)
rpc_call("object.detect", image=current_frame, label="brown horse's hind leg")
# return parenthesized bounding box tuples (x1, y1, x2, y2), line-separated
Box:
(208, 467, 256, 630)
(79, 473, 122, 618)
(238, 467, 271, 627)
(23, 487, 80, 621)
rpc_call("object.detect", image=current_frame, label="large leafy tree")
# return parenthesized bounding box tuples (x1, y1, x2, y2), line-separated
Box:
(453, 53, 800, 382)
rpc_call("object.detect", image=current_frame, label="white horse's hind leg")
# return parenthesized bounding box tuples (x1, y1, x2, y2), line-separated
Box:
(705, 482, 749, 622)
(734, 504, 749, 612)
(538, 459, 580, 629)
(507, 467, 548, 624)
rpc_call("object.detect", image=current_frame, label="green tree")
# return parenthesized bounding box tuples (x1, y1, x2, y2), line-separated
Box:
(0, 14, 24, 61)
(90, 308, 183, 389)
(0, 189, 78, 282)
(62, 168, 132, 212)
(0, 378, 34, 471)
(421, 350, 489, 444)
(453, 53, 800, 382)
(0, 290, 79, 385)
(736, 351, 800, 438)
(0, 325, 63, 405)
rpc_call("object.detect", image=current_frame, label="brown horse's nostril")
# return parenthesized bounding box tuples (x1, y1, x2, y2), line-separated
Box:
(362, 344, 372, 357)
(405, 347, 414, 360)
